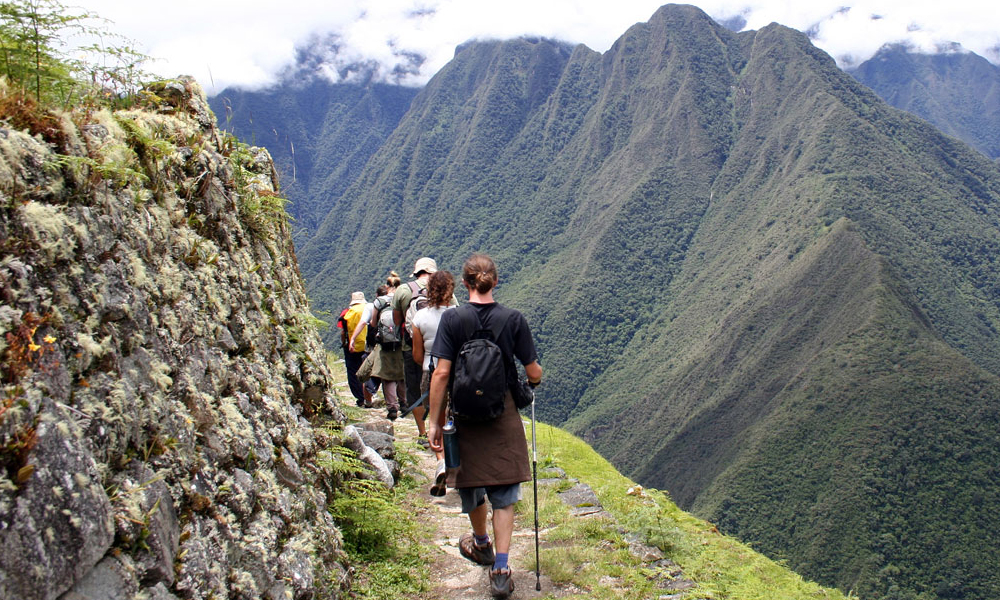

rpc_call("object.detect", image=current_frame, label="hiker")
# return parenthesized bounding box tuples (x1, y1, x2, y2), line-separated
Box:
(411, 270, 456, 495)
(350, 284, 387, 407)
(338, 291, 369, 407)
(393, 257, 457, 440)
(369, 272, 406, 420)
(427, 253, 542, 599)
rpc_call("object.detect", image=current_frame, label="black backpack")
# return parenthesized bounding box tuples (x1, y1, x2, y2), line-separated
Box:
(449, 305, 510, 421)
(449, 305, 535, 421)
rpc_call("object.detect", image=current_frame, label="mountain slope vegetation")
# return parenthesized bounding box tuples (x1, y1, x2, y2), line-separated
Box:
(216, 5, 1000, 600)
(209, 80, 418, 245)
(850, 44, 1000, 160)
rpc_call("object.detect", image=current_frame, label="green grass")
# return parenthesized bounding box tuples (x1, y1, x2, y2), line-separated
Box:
(522, 419, 852, 600)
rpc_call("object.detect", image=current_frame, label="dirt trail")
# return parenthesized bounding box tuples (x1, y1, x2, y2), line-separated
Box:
(378, 406, 571, 599)
(334, 376, 692, 600)
(338, 380, 574, 599)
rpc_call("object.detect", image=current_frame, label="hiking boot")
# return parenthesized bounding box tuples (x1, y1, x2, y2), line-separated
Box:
(458, 533, 494, 566)
(387, 407, 398, 421)
(489, 568, 514, 598)
(429, 459, 446, 497)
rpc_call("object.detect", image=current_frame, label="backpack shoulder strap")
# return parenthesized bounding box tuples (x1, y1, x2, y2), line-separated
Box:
(485, 304, 512, 342)
(457, 304, 480, 341)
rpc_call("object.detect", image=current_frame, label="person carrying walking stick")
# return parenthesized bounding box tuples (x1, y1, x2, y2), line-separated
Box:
(427, 253, 542, 599)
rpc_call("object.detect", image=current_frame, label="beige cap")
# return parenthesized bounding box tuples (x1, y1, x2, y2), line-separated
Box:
(412, 257, 438, 277)
(350, 291, 365, 305)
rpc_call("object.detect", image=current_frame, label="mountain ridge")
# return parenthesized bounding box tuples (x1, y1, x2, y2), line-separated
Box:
(211, 6, 1000, 599)
(850, 44, 1000, 159)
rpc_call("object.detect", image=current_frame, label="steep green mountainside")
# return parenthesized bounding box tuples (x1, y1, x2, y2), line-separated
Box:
(300, 6, 743, 412)
(229, 5, 1000, 600)
(850, 45, 1000, 159)
(209, 80, 418, 245)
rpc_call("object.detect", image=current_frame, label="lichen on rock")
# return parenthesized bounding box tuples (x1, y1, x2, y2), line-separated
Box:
(0, 77, 349, 600)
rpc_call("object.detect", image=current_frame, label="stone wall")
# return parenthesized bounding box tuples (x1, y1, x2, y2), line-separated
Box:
(0, 79, 349, 600)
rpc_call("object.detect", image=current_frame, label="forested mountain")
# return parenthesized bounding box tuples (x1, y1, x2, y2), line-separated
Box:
(850, 44, 1000, 159)
(215, 5, 1000, 600)
(209, 80, 418, 244)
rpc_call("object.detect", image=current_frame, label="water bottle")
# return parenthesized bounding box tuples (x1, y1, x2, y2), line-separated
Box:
(443, 419, 460, 468)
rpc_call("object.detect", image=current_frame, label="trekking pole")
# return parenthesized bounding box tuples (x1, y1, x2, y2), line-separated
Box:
(531, 396, 541, 591)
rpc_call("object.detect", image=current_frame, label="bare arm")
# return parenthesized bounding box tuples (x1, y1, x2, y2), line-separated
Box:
(525, 361, 542, 386)
(411, 326, 425, 368)
(427, 358, 451, 452)
(348, 319, 367, 352)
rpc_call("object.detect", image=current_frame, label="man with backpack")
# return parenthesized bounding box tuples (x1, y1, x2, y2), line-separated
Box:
(393, 257, 455, 442)
(338, 291, 369, 407)
(427, 254, 542, 600)
(349, 284, 388, 407)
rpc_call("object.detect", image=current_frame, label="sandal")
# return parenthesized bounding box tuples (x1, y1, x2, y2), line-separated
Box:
(458, 532, 494, 566)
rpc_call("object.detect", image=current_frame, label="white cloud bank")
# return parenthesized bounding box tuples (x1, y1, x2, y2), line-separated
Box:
(74, 0, 1000, 93)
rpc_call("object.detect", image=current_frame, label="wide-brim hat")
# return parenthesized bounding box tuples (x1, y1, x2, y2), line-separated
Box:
(412, 257, 438, 277)
(350, 291, 365, 305)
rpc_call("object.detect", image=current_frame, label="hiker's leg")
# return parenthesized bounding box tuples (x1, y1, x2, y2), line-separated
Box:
(460, 488, 490, 537)
(403, 349, 421, 410)
(469, 496, 489, 537)
(411, 403, 428, 436)
(417, 370, 439, 450)
(492, 505, 514, 555)
(368, 377, 381, 406)
(344, 351, 365, 403)
(485, 484, 521, 554)
(383, 380, 400, 410)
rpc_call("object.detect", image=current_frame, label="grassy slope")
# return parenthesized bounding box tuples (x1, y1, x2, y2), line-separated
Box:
(528, 418, 851, 600)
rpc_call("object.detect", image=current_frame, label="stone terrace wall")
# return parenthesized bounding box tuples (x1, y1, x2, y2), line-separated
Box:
(0, 79, 349, 600)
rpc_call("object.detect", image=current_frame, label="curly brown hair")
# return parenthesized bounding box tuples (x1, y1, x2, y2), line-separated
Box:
(426, 271, 454, 307)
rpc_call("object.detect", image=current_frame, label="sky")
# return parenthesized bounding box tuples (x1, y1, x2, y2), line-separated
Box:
(72, 0, 1000, 94)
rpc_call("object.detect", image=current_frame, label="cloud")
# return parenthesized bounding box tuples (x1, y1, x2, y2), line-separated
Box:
(710, 0, 1000, 67)
(74, 0, 1000, 92)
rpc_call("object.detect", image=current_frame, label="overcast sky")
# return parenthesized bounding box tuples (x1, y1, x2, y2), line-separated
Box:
(73, 0, 1000, 94)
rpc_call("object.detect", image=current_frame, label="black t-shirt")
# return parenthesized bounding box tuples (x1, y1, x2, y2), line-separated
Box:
(431, 302, 538, 366)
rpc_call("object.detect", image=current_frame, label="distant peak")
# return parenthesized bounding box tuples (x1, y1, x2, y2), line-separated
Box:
(649, 3, 716, 25)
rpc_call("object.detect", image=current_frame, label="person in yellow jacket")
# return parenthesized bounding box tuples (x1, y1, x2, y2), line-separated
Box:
(339, 291, 369, 407)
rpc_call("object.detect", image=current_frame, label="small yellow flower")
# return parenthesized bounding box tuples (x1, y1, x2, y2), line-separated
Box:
(28, 342, 41, 352)
(43, 335, 57, 344)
